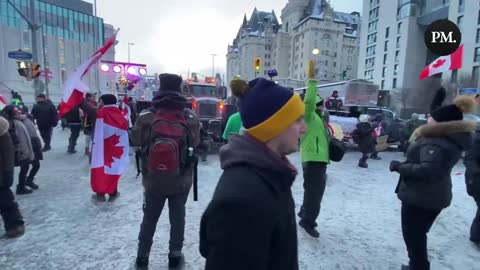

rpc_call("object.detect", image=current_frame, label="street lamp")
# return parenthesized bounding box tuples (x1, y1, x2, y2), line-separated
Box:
(128, 42, 135, 63)
(210, 54, 217, 78)
(312, 48, 320, 55)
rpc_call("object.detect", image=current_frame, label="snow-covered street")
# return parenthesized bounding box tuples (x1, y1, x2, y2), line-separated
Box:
(1, 128, 479, 269)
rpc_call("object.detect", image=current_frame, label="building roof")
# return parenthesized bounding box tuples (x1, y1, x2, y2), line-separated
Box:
(230, 8, 280, 48)
(299, 0, 359, 26)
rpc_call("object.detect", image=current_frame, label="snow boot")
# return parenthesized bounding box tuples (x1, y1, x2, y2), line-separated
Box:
(91, 194, 106, 202)
(5, 224, 25, 239)
(108, 191, 120, 202)
(42, 145, 51, 152)
(16, 186, 33, 195)
(168, 254, 184, 269)
(26, 178, 39, 190)
(299, 219, 320, 238)
(135, 256, 149, 269)
(370, 153, 381, 160)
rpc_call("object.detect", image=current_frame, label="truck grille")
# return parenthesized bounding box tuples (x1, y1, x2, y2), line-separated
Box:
(198, 103, 217, 117)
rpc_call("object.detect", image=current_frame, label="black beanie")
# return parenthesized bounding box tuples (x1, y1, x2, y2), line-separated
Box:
(159, 73, 182, 92)
(100, 94, 117, 105)
(431, 104, 463, 122)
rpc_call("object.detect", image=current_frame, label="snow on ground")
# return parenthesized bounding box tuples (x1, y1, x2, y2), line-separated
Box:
(1, 128, 479, 269)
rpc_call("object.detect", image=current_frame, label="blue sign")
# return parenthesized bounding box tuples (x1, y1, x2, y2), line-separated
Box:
(458, 88, 480, 95)
(8, 50, 33, 60)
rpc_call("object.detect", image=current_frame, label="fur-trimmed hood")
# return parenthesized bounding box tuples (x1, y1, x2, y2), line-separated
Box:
(411, 120, 476, 150)
(0, 116, 9, 136)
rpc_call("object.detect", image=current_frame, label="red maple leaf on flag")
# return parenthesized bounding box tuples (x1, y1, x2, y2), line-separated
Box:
(432, 59, 446, 68)
(104, 134, 124, 168)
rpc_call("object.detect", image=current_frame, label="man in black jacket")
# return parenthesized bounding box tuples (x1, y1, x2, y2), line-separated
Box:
(31, 94, 57, 151)
(200, 77, 306, 270)
(64, 106, 82, 153)
(390, 95, 476, 269)
(464, 125, 480, 245)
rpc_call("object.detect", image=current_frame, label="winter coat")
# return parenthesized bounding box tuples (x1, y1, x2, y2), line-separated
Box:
(64, 106, 82, 125)
(0, 116, 14, 188)
(354, 122, 376, 154)
(396, 120, 475, 210)
(18, 116, 43, 161)
(129, 92, 201, 195)
(222, 112, 242, 140)
(31, 100, 58, 129)
(10, 118, 34, 165)
(200, 134, 299, 270)
(464, 127, 480, 199)
(301, 80, 330, 163)
(325, 96, 343, 110)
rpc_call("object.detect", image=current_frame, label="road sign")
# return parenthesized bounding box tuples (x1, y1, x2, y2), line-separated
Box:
(8, 50, 33, 60)
(458, 88, 480, 95)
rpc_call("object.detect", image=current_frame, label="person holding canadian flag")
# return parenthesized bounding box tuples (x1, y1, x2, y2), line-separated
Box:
(58, 29, 129, 202)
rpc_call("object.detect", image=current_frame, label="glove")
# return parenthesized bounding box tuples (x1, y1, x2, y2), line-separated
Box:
(1, 171, 14, 188)
(390, 160, 401, 172)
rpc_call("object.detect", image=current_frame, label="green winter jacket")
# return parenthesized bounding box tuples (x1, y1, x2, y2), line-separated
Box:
(300, 80, 330, 163)
(222, 112, 243, 140)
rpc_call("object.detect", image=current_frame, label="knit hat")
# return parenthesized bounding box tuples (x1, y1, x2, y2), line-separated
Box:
(100, 94, 117, 105)
(159, 73, 182, 92)
(230, 77, 304, 142)
(431, 95, 476, 122)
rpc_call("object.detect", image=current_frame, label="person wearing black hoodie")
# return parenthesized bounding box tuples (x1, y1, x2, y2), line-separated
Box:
(63, 105, 82, 154)
(199, 77, 306, 270)
(31, 94, 57, 151)
(390, 94, 476, 270)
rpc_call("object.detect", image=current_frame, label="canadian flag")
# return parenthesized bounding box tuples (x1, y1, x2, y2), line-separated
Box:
(122, 96, 132, 128)
(58, 29, 118, 117)
(91, 105, 129, 195)
(0, 94, 6, 110)
(419, 45, 463, 80)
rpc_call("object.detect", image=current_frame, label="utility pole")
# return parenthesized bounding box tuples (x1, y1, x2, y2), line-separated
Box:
(94, 0, 101, 96)
(7, 0, 42, 97)
(128, 43, 135, 63)
(210, 54, 217, 78)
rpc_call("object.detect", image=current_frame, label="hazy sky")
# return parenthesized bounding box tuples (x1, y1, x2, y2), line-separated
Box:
(86, 0, 362, 78)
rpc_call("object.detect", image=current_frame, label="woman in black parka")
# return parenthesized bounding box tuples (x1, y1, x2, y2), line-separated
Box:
(390, 95, 476, 270)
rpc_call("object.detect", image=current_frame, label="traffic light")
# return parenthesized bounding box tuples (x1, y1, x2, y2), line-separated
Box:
(254, 57, 262, 73)
(17, 61, 29, 77)
(342, 70, 347, 80)
(31, 63, 41, 79)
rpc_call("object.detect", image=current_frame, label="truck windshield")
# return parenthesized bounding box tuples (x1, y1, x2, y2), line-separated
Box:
(190, 85, 217, 97)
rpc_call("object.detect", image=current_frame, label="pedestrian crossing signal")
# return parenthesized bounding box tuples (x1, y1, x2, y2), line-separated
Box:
(254, 57, 262, 73)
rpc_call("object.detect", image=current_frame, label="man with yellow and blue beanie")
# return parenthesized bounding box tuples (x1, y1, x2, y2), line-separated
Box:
(200, 77, 306, 269)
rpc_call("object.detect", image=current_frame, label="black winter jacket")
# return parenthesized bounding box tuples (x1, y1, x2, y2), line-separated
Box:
(396, 120, 475, 210)
(354, 122, 376, 154)
(31, 100, 58, 129)
(464, 127, 480, 199)
(200, 134, 299, 270)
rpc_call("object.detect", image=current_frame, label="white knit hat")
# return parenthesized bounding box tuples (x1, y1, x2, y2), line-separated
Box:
(359, 114, 370, 123)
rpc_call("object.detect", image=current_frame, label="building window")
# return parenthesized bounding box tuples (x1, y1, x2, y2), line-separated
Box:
(364, 70, 374, 80)
(333, 62, 337, 68)
(368, 20, 378, 33)
(478, 10, 480, 24)
(384, 40, 388, 52)
(395, 50, 400, 62)
(382, 67, 386, 77)
(476, 48, 480, 62)
(383, 54, 387, 65)
(393, 78, 397, 88)
(381, 80, 385, 89)
(367, 33, 377, 45)
(367, 45, 376, 56)
(477, 29, 480, 43)
(394, 64, 399, 75)
(473, 66, 480, 85)
(397, 22, 402, 34)
(396, 36, 401, 48)
(385, 27, 390, 38)
(459, 0, 465, 13)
